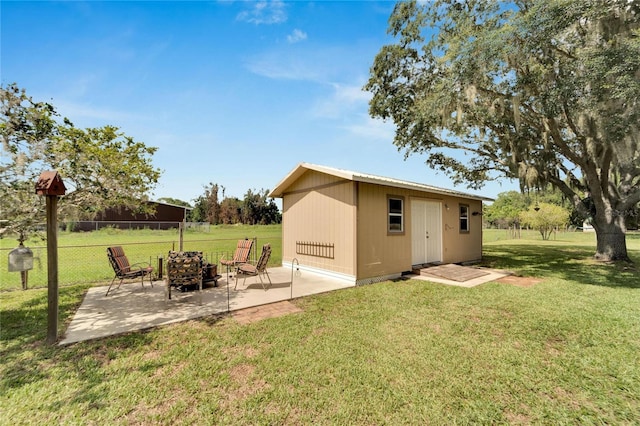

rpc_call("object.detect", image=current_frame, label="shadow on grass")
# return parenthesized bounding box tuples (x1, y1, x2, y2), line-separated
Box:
(51, 332, 156, 413)
(482, 243, 640, 289)
(1, 284, 151, 401)
(0, 285, 89, 347)
(2, 299, 157, 423)
(197, 313, 227, 327)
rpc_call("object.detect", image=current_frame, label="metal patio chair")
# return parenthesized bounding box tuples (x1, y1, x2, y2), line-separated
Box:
(219, 238, 254, 283)
(106, 246, 154, 296)
(236, 243, 272, 290)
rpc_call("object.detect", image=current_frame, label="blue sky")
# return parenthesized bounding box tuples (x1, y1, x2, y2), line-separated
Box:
(2, 0, 518, 205)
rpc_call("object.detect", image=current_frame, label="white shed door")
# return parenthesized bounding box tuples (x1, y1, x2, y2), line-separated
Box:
(411, 199, 443, 265)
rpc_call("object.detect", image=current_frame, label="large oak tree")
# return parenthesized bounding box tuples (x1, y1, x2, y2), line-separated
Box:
(365, 0, 639, 261)
(1, 84, 161, 243)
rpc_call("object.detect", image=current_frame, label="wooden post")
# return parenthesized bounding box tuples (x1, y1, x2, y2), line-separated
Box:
(45, 195, 59, 344)
(35, 170, 66, 345)
(179, 220, 185, 251)
(20, 271, 28, 290)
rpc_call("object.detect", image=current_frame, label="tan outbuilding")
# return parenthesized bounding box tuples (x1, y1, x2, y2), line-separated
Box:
(269, 163, 493, 285)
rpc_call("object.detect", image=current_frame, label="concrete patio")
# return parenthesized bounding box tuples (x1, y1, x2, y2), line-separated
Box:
(59, 265, 509, 346)
(59, 266, 355, 345)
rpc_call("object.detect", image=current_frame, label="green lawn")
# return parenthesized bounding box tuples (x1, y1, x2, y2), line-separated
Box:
(1, 230, 639, 423)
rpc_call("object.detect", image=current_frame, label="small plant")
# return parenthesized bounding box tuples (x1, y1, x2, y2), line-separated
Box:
(520, 202, 570, 240)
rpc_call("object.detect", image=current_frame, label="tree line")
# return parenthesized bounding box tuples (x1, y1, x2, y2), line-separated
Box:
(161, 183, 281, 225)
(484, 189, 640, 240)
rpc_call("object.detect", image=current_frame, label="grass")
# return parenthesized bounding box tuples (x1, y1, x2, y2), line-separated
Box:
(0, 225, 282, 291)
(1, 230, 639, 423)
(483, 229, 640, 282)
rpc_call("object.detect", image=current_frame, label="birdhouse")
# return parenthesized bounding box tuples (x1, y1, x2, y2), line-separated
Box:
(8, 244, 34, 272)
(35, 170, 66, 196)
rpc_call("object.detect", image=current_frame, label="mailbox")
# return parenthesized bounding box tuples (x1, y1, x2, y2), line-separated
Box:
(35, 170, 66, 196)
(8, 244, 34, 272)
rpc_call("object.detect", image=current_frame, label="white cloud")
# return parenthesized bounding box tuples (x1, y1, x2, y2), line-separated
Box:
(53, 99, 145, 128)
(344, 114, 396, 141)
(245, 50, 326, 81)
(287, 29, 307, 44)
(237, 0, 287, 25)
(312, 82, 370, 118)
(314, 82, 395, 140)
(332, 83, 370, 104)
(245, 44, 363, 83)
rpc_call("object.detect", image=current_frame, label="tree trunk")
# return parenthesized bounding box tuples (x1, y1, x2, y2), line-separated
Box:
(593, 214, 629, 262)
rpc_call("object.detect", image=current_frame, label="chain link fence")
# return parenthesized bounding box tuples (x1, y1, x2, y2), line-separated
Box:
(0, 237, 258, 291)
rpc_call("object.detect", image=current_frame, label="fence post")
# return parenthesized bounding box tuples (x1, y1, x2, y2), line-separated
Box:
(253, 237, 258, 264)
(179, 220, 185, 251)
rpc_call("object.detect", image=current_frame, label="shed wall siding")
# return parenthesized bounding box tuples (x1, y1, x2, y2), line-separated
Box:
(357, 183, 410, 280)
(281, 170, 356, 277)
(356, 183, 483, 280)
(440, 197, 484, 264)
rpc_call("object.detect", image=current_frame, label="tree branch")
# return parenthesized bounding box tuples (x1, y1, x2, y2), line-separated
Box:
(544, 117, 585, 168)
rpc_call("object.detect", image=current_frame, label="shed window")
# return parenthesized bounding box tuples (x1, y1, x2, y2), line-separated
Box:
(459, 204, 470, 233)
(388, 197, 404, 234)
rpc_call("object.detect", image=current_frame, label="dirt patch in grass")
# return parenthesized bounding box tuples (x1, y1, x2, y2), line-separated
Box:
(494, 275, 543, 288)
(232, 301, 303, 325)
(230, 363, 256, 384)
(223, 363, 271, 410)
(503, 408, 532, 425)
(222, 342, 270, 361)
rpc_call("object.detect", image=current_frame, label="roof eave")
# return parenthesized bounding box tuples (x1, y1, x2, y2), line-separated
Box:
(269, 163, 308, 198)
(352, 175, 493, 202)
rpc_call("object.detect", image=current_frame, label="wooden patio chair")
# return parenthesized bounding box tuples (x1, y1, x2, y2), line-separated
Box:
(236, 244, 272, 290)
(165, 251, 204, 300)
(106, 246, 154, 296)
(219, 238, 254, 283)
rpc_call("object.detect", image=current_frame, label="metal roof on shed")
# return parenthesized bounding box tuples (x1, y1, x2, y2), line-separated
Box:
(269, 163, 494, 202)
